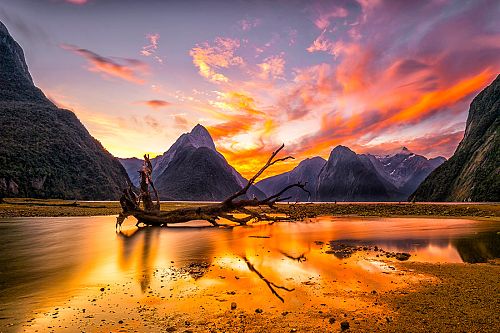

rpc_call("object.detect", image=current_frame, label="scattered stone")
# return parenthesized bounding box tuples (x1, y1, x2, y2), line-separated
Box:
(329, 317, 336, 324)
(231, 302, 237, 310)
(100, 287, 105, 292)
(340, 320, 350, 330)
(165, 327, 177, 332)
(395, 253, 411, 261)
(118, 320, 123, 324)
(255, 308, 263, 314)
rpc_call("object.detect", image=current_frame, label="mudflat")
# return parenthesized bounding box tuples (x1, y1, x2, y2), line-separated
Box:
(0, 198, 499, 219)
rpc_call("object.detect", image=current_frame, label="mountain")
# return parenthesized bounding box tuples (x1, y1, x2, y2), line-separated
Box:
(117, 157, 143, 187)
(363, 147, 446, 199)
(152, 124, 216, 180)
(119, 124, 265, 201)
(0, 21, 130, 200)
(316, 146, 399, 201)
(411, 75, 500, 202)
(256, 157, 326, 201)
(255, 146, 445, 202)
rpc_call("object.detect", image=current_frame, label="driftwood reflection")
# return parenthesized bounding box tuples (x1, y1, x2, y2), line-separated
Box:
(279, 250, 307, 262)
(242, 256, 294, 302)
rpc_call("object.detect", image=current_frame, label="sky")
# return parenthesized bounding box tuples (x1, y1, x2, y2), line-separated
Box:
(1, 0, 499, 178)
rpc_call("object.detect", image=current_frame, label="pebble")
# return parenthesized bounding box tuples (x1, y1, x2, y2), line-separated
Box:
(255, 308, 263, 314)
(341, 321, 350, 331)
(231, 302, 237, 310)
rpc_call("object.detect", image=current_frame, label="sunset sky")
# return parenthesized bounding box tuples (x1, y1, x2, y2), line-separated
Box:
(1, 0, 499, 177)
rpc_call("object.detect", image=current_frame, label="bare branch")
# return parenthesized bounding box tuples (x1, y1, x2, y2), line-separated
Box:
(223, 144, 292, 204)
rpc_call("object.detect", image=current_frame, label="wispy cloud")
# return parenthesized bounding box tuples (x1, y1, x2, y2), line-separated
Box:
(189, 37, 244, 83)
(140, 33, 164, 64)
(257, 53, 286, 80)
(64, 0, 88, 5)
(61, 44, 149, 84)
(238, 17, 261, 31)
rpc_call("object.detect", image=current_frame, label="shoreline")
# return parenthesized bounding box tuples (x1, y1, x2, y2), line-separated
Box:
(0, 198, 499, 219)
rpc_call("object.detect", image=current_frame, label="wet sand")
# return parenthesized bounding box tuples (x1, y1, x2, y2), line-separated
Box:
(14, 250, 500, 333)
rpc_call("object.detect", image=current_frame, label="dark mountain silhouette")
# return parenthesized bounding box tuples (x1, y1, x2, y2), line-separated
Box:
(119, 124, 265, 201)
(255, 145, 445, 202)
(317, 146, 400, 201)
(363, 148, 446, 199)
(411, 75, 500, 202)
(256, 157, 326, 201)
(0, 21, 130, 200)
(117, 157, 143, 187)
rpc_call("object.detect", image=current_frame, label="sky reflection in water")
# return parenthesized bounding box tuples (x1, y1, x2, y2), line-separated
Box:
(0, 216, 498, 331)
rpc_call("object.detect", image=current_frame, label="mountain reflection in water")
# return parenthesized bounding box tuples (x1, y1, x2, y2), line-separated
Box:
(0, 216, 498, 331)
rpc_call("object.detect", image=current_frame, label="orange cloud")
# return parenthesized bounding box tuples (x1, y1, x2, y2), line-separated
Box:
(139, 99, 171, 109)
(61, 44, 148, 84)
(381, 69, 494, 127)
(189, 37, 244, 83)
(258, 54, 286, 80)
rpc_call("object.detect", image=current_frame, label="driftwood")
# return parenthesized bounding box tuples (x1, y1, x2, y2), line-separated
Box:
(117, 144, 309, 228)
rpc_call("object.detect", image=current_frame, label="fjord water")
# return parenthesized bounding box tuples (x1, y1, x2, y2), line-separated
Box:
(0, 216, 498, 331)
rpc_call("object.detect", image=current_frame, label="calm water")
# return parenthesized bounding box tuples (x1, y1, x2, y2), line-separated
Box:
(0, 216, 499, 331)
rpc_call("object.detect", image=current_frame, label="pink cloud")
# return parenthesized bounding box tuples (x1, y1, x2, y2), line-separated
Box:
(64, 0, 88, 4)
(314, 6, 349, 29)
(138, 100, 171, 109)
(61, 44, 149, 84)
(141, 33, 164, 64)
(257, 54, 286, 80)
(237, 18, 261, 31)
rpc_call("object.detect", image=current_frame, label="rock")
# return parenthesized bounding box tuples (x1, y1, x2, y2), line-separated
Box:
(329, 317, 336, 324)
(255, 308, 263, 314)
(165, 327, 177, 332)
(231, 302, 237, 310)
(118, 320, 124, 324)
(340, 321, 350, 330)
(395, 253, 411, 261)
(100, 287, 105, 292)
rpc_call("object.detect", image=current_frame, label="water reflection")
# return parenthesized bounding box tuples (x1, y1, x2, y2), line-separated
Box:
(0, 216, 498, 331)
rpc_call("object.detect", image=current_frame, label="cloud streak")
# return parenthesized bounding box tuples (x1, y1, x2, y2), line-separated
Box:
(62, 44, 149, 84)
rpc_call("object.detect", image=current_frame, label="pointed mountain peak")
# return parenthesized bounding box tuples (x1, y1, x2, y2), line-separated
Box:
(185, 124, 215, 150)
(330, 145, 355, 156)
(398, 146, 412, 154)
(328, 145, 357, 163)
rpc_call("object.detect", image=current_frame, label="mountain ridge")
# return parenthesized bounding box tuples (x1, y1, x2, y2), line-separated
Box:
(411, 74, 500, 202)
(0, 20, 130, 200)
